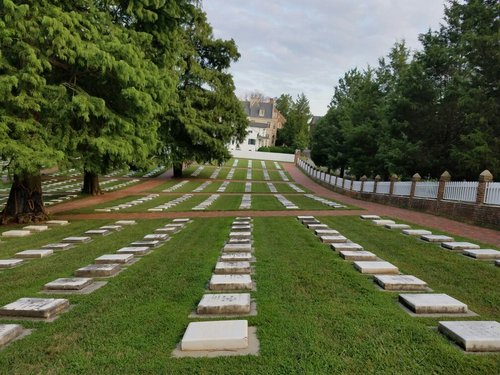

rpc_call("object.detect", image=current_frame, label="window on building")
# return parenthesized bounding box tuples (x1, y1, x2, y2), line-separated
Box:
(259, 109, 265, 117)
(248, 139, 256, 145)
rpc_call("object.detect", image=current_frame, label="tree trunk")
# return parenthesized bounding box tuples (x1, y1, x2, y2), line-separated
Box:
(1, 173, 48, 224)
(81, 171, 102, 195)
(173, 163, 183, 178)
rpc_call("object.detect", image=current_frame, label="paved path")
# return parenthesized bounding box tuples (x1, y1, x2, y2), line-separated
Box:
(284, 163, 500, 247)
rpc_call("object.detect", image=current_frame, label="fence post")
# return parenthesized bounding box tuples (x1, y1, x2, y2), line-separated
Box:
(437, 171, 451, 201)
(374, 175, 381, 193)
(410, 173, 421, 198)
(389, 174, 398, 196)
(360, 175, 367, 192)
(476, 170, 493, 204)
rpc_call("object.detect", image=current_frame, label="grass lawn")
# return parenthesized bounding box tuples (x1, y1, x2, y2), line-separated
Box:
(0, 217, 497, 374)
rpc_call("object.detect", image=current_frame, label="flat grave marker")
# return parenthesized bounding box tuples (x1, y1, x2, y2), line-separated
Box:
(463, 249, 500, 260)
(399, 293, 468, 314)
(99, 225, 123, 231)
(180, 320, 248, 351)
(62, 236, 92, 244)
(0, 324, 24, 347)
(360, 215, 381, 220)
(143, 234, 170, 241)
(441, 242, 480, 250)
(314, 229, 339, 236)
(421, 234, 454, 243)
(15, 250, 53, 259)
(75, 264, 121, 278)
(41, 243, 73, 251)
(438, 321, 500, 352)
(129, 240, 162, 248)
(331, 243, 363, 251)
(0, 259, 24, 269)
(2, 230, 31, 238)
(372, 220, 395, 226)
(44, 278, 93, 291)
(0, 298, 69, 319)
(85, 229, 111, 236)
(214, 261, 251, 274)
(115, 220, 136, 226)
(46, 220, 69, 226)
(384, 224, 411, 230)
(95, 254, 134, 265)
(209, 274, 253, 291)
(374, 275, 428, 291)
(320, 235, 348, 244)
(220, 253, 253, 262)
(224, 243, 252, 252)
(23, 225, 49, 232)
(402, 229, 432, 236)
(197, 294, 251, 315)
(340, 251, 377, 261)
(117, 246, 151, 256)
(354, 261, 399, 274)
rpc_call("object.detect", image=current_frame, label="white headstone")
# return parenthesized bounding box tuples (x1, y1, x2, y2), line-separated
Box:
(360, 215, 381, 220)
(0, 259, 24, 269)
(0, 324, 23, 347)
(331, 243, 363, 251)
(229, 232, 252, 239)
(320, 235, 348, 244)
(117, 246, 151, 256)
(143, 234, 169, 241)
(85, 229, 111, 236)
(95, 254, 134, 264)
(62, 236, 92, 244)
(402, 229, 432, 236)
(181, 320, 248, 351)
(224, 243, 252, 252)
(214, 262, 251, 274)
(307, 224, 329, 229)
(421, 235, 454, 243)
(46, 220, 69, 226)
(374, 275, 427, 291)
(23, 225, 49, 232)
(197, 293, 251, 315)
(463, 249, 500, 260)
(438, 321, 500, 352)
(41, 243, 73, 251)
(399, 293, 467, 314)
(115, 220, 136, 225)
(209, 274, 253, 290)
(340, 251, 377, 261)
(314, 229, 339, 236)
(99, 225, 123, 231)
(441, 242, 480, 250)
(220, 253, 252, 261)
(15, 249, 53, 259)
(353, 261, 399, 274)
(2, 230, 31, 238)
(44, 278, 93, 290)
(129, 240, 161, 248)
(75, 264, 121, 277)
(0, 298, 69, 319)
(372, 220, 395, 226)
(384, 223, 411, 229)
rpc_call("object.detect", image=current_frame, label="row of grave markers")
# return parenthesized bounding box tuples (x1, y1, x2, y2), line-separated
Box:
(362, 215, 500, 262)
(174, 217, 258, 357)
(165, 181, 306, 194)
(298, 215, 500, 353)
(0, 219, 192, 349)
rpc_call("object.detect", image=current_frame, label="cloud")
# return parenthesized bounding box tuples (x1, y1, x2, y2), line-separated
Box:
(203, 0, 446, 115)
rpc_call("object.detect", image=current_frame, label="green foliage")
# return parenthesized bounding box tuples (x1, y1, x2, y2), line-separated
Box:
(276, 93, 312, 150)
(311, 0, 499, 180)
(257, 146, 295, 154)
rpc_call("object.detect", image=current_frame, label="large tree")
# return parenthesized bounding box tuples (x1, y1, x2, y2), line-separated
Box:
(276, 93, 311, 150)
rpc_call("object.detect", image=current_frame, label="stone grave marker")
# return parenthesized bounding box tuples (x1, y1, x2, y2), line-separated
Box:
(402, 229, 432, 236)
(463, 249, 500, 260)
(95, 254, 134, 264)
(372, 220, 395, 226)
(220, 253, 252, 262)
(0, 298, 69, 319)
(399, 293, 468, 314)
(85, 229, 111, 236)
(0, 259, 24, 269)
(129, 240, 162, 248)
(320, 235, 347, 244)
(315, 229, 339, 236)
(143, 233, 170, 241)
(214, 261, 251, 274)
(100, 225, 123, 231)
(0, 324, 23, 347)
(115, 220, 136, 226)
(44, 278, 93, 291)
(340, 251, 377, 261)
(46, 220, 69, 226)
(307, 224, 328, 229)
(23, 225, 49, 232)
(181, 320, 248, 351)
(173, 218, 191, 223)
(41, 243, 73, 251)
(228, 238, 251, 244)
(373, 275, 428, 291)
(224, 243, 252, 252)
(15, 249, 53, 259)
(62, 236, 92, 244)
(384, 223, 411, 230)
(117, 246, 151, 256)
(354, 261, 399, 274)
(209, 274, 253, 290)
(421, 234, 454, 243)
(229, 232, 252, 239)
(197, 293, 251, 315)
(75, 264, 121, 277)
(331, 243, 363, 251)
(438, 321, 500, 352)
(231, 225, 252, 232)
(441, 242, 480, 250)
(2, 230, 31, 238)
(360, 215, 381, 220)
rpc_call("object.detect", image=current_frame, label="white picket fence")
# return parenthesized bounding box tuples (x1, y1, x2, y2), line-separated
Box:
(414, 182, 439, 199)
(297, 159, 500, 206)
(484, 182, 500, 206)
(443, 181, 478, 203)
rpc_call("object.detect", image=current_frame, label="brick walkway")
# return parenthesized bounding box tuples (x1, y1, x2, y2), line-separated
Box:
(284, 163, 500, 247)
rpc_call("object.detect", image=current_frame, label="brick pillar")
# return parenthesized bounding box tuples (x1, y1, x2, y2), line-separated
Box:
(360, 175, 367, 192)
(294, 149, 300, 164)
(374, 175, 381, 193)
(437, 171, 451, 201)
(410, 173, 421, 198)
(389, 174, 399, 196)
(476, 170, 493, 204)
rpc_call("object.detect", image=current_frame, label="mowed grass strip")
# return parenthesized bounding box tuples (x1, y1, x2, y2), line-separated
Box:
(0, 217, 497, 374)
(320, 216, 500, 319)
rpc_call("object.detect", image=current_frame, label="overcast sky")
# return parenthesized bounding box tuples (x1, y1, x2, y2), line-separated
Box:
(203, 0, 448, 115)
